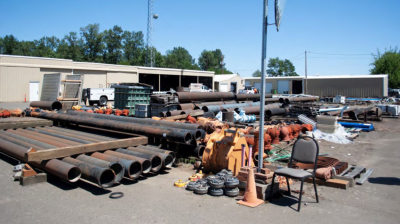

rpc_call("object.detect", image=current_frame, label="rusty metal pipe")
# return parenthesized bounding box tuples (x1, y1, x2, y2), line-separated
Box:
(234, 104, 281, 115)
(25, 127, 93, 144)
(6, 129, 71, 147)
(128, 146, 174, 168)
(76, 154, 124, 183)
(38, 127, 103, 143)
(91, 152, 142, 180)
(61, 157, 115, 188)
(0, 131, 56, 149)
(159, 111, 168, 117)
(48, 126, 116, 141)
(138, 145, 176, 160)
(180, 109, 195, 115)
(30, 101, 62, 110)
(266, 108, 288, 117)
(39, 113, 192, 144)
(0, 138, 81, 182)
(0, 133, 46, 150)
(66, 110, 201, 130)
(174, 92, 235, 103)
(104, 150, 151, 174)
(166, 110, 182, 117)
(236, 93, 272, 101)
(116, 148, 162, 173)
(284, 97, 318, 104)
(15, 129, 81, 146)
(177, 103, 196, 110)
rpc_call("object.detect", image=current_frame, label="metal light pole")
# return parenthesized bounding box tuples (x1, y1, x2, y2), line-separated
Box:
(305, 50, 308, 94)
(258, 0, 268, 172)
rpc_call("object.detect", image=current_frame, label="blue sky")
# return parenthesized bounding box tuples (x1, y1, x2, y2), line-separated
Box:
(0, 0, 398, 77)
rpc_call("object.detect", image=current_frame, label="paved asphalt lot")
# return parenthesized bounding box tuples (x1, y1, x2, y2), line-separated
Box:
(0, 102, 399, 224)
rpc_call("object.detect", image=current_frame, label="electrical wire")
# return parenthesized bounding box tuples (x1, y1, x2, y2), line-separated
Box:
(308, 56, 372, 59)
(289, 52, 304, 60)
(308, 51, 371, 56)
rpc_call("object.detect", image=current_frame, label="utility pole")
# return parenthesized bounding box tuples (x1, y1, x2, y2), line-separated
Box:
(258, 0, 268, 173)
(305, 51, 308, 94)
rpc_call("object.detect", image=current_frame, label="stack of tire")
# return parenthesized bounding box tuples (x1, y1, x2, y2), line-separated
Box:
(186, 169, 239, 197)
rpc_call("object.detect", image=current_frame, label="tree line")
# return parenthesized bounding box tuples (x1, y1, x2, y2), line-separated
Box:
(0, 23, 233, 74)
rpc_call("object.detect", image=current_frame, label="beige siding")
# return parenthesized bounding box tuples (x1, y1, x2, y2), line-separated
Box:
(73, 70, 107, 89)
(0, 66, 41, 102)
(107, 71, 138, 86)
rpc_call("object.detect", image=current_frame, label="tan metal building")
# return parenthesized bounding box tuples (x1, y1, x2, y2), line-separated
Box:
(213, 74, 244, 93)
(244, 75, 389, 98)
(0, 55, 214, 102)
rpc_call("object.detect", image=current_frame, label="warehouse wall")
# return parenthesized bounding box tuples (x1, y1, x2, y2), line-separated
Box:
(308, 78, 385, 98)
(106, 71, 138, 87)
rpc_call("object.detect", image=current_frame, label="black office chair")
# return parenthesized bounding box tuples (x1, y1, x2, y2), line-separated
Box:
(269, 136, 319, 212)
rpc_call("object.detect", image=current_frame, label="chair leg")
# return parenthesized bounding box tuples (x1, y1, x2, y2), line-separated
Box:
(313, 177, 319, 203)
(269, 173, 276, 201)
(286, 177, 291, 196)
(298, 179, 304, 212)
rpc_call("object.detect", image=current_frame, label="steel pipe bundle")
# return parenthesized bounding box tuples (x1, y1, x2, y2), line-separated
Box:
(62, 157, 115, 188)
(91, 152, 142, 180)
(175, 92, 235, 103)
(166, 110, 182, 117)
(76, 154, 124, 183)
(236, 93, 273, 101)
(128, 146, 174, 168)
(282, 97, 318, 104)
(39, 112, 193, 144)
(0, 131, 56, 149)
(0, 138, 81, 182)
(177, 143, 206, 159)
(137, 145, 176, 159)
(25, 127, 93, 144)
(47, 126, 117, 141)
(39, 126, 109, 143)
(104, 150, 151, 174)
(30, 101, 62, 111)
(234, 103, 281, 115)
(116, 148, 162, 173)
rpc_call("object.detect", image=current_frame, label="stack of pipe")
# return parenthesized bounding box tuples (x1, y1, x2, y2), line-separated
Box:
(233, 103, 283, 115)
(279, 96, 318, 104)
(174, 92, 235, 103)
(235, 93, 273, 101)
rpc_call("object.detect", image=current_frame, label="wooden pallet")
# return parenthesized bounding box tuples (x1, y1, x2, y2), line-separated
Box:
(332, 165, 366, 187)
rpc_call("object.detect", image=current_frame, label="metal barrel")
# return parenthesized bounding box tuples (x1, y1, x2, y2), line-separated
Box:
(266, 108, 288, 116)
(177, 103, 196, 110)
(6, 129, 71, 147)
(236, 93, 273, 101)
(61, 157, 115, 188)
(39, 113, 193, 144)
(128, 146, 174, 168)
(48, 126, 116, 141)
(116, 148, 162, 173)
(166, 110, 182, 117)
(91, 152, 142, 180)
(0, 131, 56, 149)
(284, 97, 318, 104)
(30, 101, 62, 110)
(0, 138, 81, 182)
(38, 126, 103, 143)
(104, 150, 151, 174)
(25, 127, 93, 144)
(76, 154, 124, 183)
(66, 110, 201, 130)
(174, 92, 235, 103)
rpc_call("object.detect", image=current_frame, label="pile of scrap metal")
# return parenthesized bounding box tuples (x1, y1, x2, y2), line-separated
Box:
(0, 109, 12, 118)
(0, 126, 175, 188)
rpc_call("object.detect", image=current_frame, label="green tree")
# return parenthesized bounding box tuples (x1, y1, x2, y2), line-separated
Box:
(210, 68, 233, 75)
(16, 40, 35, 56)
(33, 36, 60, 57)
(370, 47, 400, 88)
(252, 69, 261, 77)
(198, 50, 216, 71)
(80, 23, 104, 62)
(164, 46, 196, 69)
(266, 57, 299, 77)
(121, 30, 144, 66)
(57, 32, 84, 61)
(2, 35, 19, 55)
(103, 25, 123, 64)
(0, 37, 3, 53)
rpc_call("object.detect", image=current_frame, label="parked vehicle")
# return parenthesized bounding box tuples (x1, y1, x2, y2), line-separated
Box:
(82, 88, 114, 105)
(239, 85, 256, 94)
(189, 83, 212, 92)
(388, 88, 400, 98)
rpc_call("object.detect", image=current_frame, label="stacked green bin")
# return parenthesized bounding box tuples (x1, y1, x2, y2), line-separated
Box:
(111, 84, 153, 116)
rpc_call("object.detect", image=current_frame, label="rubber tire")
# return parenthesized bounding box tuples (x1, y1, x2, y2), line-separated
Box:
(186, 181, 200, 191)
(209, 188, 224, 196)
(206, 175, 218, 183)
(209, 179, 225, 189)
(99, 96, 107, 106)
(225, 177, 239, 188)
(194, 185, 209, 195)
(225, 187, 239, 197)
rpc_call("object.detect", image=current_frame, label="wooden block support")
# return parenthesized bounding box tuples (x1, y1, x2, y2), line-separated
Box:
(19, 173, 47, 186)
(306, 177, 349, 189)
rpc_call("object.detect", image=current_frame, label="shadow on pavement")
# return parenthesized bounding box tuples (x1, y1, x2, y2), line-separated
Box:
(368, 177, 400, 186)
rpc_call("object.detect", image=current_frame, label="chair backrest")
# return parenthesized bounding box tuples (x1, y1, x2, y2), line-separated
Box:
(290, 137, 319, 168)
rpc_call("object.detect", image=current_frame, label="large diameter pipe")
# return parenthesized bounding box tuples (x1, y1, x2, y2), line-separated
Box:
(137, 145, 176, 159)
(116, 148, 162, 173)
(6, 129, 70, 147)
(166, 110, 182, 117)
(235, 104, 281, 115)
(0, 131, 55, 149)
(177, 103, 196, 110)
(91, 152, 142, 180)
(61, 157, 115, 188)
(76, 154, 124, 183)
(0, 133, 46, 150)
(30, 101, 62, 111)
(25, 127, 93, 144)
(128, 146, 174, 168)
(0, 138, 81, 182)
(266, 108, 288, 116)
(16, 128, 81, 146)
(39, 127, 103, 143)
(66, 110, 201, 130)
(202, 102, 258, 113)
(48, 126, 116, 141)
(104, 150, 151, 174)
(39, 113, 192, 144)
(236, 93, 273, 101)
(175, 92, 235, 103)
(284, 97, 318, 104)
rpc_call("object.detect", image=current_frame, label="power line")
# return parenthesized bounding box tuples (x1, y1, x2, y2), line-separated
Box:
(289, 52, 304, 60)
(308, 56, 372, 59)
(291, 56, 305, 61)
(308, 51, 371, 56)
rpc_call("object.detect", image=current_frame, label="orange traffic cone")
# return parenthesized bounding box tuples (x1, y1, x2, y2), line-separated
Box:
(237, 167, 264, 208)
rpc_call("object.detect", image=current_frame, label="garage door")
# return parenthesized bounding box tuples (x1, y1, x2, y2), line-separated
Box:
(220, 83, 228, 92)
(265, 82, 273, 94)
(254, 82, 261, 90)
(278, 80, 290, 94)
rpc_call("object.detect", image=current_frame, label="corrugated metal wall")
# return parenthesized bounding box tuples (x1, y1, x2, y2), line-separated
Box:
(307, 78, 384, 98)
(40, 73, 61, 101)
(74, 70, 107, 89)
(106, 71, 138, 86)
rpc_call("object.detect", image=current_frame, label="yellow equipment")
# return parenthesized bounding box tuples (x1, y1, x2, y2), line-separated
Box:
(174, 179, 186, 187)
(202, 128, 254, 176)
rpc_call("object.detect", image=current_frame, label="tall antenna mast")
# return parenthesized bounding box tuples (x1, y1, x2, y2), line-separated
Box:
(146, 0, 157, 67)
